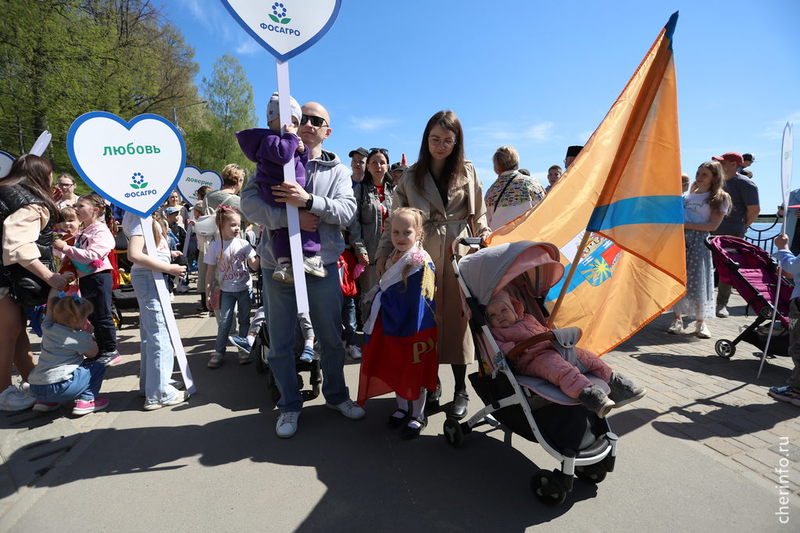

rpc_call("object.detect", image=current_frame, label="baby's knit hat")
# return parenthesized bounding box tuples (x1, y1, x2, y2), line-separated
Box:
(266, 92, 302, 124)
(488, 289, 514, 312)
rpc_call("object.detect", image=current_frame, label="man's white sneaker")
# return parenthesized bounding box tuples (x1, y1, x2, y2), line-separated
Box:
(716, 306, 729, 318)
(695, 322, 711, 339)
(326, 399, 365, 420)
(666, 318, 684, 334)
(276, 411, 300, 438)
(347, 344, 362, 360)
(303, 255, 327, 278)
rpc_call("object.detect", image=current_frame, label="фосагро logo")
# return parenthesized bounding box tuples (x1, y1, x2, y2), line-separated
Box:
(269, 3, 291, 24)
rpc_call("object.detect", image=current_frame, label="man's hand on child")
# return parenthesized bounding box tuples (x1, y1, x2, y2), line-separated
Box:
(296, 138, 305, 154)
(272, 182, 310, 207)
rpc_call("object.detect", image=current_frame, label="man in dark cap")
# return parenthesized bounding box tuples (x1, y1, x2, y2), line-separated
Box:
(349, 147, 368, 184)
(564, 145, 583, 169)
(711, 151, 760, 317)
(741, 153, 755, 178)
(390, 162, 407, 184)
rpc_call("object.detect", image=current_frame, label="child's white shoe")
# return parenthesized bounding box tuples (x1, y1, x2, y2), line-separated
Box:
(303, 255, 327, 277)
(272, 259, 294, 284)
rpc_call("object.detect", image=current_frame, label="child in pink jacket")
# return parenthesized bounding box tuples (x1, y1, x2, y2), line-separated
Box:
(53, 193, 119, 365)
(487, 290, 644, 417)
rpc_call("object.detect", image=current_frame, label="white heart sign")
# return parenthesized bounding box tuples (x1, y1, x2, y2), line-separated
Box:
(67, 112, 186, 217)
(221, 0, 341, 61)
(177, 165, 223, 204)
(0, 150, 14, 179)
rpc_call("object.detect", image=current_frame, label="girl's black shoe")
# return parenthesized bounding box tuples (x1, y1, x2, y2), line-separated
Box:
(387, 408, 409, 428)
(401, 416, 427, 440)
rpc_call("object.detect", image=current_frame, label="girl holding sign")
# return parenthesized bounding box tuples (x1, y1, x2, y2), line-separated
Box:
(122, 211, 189, 410)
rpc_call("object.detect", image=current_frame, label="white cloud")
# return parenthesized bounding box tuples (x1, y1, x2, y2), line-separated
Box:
(177, 0, 207, 23)
(469, 121, 555, 144)
(349, 116, 398, 132)
(235, 39, 261, 55)
(177, 0, 234, 41)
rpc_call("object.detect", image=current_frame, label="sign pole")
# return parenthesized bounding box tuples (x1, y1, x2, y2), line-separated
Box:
(276, 59, 309, 314)
(141, 215, 196, 393)
(758, 123, 793, 379)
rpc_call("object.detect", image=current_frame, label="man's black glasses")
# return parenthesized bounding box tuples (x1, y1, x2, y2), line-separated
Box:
(301, 114, 328, 127)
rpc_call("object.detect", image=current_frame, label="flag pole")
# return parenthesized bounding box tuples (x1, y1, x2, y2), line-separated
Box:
(547, 230, 592, 327)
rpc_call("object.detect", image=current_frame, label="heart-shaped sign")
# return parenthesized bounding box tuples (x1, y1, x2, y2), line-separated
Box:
(177, 165, 223, 204)
(0, 150, 14, 179)
(67, 112, 186, 217)
(221, 0, 341, 61)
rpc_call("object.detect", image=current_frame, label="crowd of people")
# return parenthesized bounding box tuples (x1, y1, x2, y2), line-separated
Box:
(1, 97, 797, 432)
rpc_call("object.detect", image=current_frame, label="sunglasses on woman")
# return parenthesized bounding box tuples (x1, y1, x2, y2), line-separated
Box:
(300, 114, 328, 127)
(369, 148, 389, 158)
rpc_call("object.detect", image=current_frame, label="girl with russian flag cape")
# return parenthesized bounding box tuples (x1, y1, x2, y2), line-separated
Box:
(357, 208, 438, 439)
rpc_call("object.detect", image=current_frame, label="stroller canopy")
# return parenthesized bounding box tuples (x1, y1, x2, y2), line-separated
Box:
(459, 241, 564, 305)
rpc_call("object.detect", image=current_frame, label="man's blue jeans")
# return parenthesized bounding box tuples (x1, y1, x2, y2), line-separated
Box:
(215, 289, 251, 353)
(264, 264, 348, 412)
(30, 361, 106, 403)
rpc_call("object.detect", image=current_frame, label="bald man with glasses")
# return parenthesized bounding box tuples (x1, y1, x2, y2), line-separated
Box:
(241, 101, 363, 439)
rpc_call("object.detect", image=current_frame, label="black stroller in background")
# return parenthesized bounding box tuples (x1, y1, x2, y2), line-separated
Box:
(446, 239, 618, 506)
(250, 269, 321, 403)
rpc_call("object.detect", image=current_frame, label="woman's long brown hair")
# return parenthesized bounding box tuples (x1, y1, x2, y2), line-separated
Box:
(412, 110, 465, 192)
(0, 154, 58, 217)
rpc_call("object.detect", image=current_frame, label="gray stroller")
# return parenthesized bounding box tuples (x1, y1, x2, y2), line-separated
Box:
(446, 239, 619, 506)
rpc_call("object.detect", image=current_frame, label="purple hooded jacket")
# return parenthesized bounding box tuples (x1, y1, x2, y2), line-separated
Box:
(235, 128, 310, 208)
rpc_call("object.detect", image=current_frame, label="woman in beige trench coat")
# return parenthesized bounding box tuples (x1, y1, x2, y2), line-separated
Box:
(376, 110, 490, 420)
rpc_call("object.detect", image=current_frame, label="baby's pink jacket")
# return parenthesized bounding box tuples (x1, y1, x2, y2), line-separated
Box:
(61, 221, 114, 277)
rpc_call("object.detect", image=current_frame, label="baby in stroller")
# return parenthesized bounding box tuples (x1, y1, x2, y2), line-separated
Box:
(487, 289, 645, 417)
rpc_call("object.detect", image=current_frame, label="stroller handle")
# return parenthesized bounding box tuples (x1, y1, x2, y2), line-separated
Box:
(456, 237, 484, 248)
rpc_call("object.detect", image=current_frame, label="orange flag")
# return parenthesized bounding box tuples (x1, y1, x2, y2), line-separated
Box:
(489, 12, 685, 355)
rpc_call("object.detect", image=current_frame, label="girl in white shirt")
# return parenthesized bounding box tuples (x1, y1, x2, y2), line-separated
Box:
(204, 206, 258, 368)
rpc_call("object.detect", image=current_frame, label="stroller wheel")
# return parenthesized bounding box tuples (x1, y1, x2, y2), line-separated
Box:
(252, 336, 267, 374)
(715, 339, 736, 359)
(575, 464, 608, 484)
(443, 418, 464, 448)
(530, 470, 567, 506)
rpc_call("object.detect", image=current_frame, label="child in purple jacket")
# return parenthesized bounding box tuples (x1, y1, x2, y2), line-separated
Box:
(235, 92, 323, 284)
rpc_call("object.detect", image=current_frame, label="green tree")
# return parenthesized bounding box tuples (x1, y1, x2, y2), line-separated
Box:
(186, 54, 257, 173)
(0, 0, 202, 177)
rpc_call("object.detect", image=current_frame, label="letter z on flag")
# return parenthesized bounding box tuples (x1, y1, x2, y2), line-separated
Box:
(490, 12, 686, 355)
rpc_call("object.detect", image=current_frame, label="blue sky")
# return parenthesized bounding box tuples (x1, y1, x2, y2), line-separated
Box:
(165, 0, 799, 214)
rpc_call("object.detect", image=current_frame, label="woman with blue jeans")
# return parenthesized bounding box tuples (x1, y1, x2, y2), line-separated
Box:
(123, 212, 189, 410)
